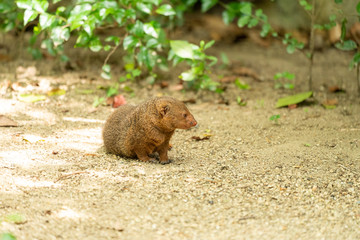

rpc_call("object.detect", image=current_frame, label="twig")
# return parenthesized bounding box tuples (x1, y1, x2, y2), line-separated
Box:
(104, 43, 121, 66)
(308, 0, 316, 91)
(55, 171, 89, 183)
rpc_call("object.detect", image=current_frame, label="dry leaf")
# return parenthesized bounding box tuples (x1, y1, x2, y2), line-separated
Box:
(328, 86, 345, 93)
(288, 104, 297, 109)
(192, 135, 211, 141)
(160, 81, 169, 88)
(232, 66, 262, 81)
(220, 75, 238, 83)
(350, 22, 360, 45)
(113, 94, 127, 108)
(322, 99, 338, 107)
(0, 115, 18, 127)
(47, 88, 66, 96)
(329, 23, 342, 44)
(18, 93, 46, 103)
(170, 84, 184, 91)
(183, 98, 196, 104)
(0, 53, 11, 62)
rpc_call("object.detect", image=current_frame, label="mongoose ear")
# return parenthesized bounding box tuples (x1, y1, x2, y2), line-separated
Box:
(157, 104, 169, 117)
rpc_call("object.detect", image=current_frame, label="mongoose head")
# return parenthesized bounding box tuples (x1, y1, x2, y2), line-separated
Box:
(155, 97, 197, 131)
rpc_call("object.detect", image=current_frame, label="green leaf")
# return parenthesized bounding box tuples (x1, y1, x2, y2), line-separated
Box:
(137, 2, 152, 14)
(123, 35, 139, 50)
(131, 20, 144, 37)
(102, 64, 111, 73)
(180, 71, 196, 81)
(235, 78, 250, 90)
(357, 2, 360, 14)
(170, 40, 194, 59)
(4, 213, 25, 224)
(237, 15, 250, 28)
(101, 71, 111, 80)
(239, 2, 252, 15)
(222, 9, 235, 25)
(204, 40, 215, 50)
(335, 40, 357, 51)
(286, 45, 296, 54)
(269, 114, 280, 121)
(33, 0, 48, 13)
(132, 69, 141, 77)
(18, 93, 47, 103)
(39, 13, 55, 29)
(299, 0, 312, 11)
(275, 91, 313, 108)
(334, 0, 342, 3)
(156, 4, 176, 16)
(89, 37, 102, 52)
(146, 38, 158, 48)
(248, 18, 259, 28)
(50, 26, 70, 46)
(350, 52, 360, 69)
(23, 9, 38, 25)
(16, 0, 32, 10)
(340, 18, 347, 41)
(0, 233, 17, 240)
(105, 36, 120, 45)
(274, 72, 295, 80)
(106, 86, 118, 97)
(260, 23, 271, 37)
(201, 0, 218, 12)
(93, 96, 105, 107)
(144, 23, 158, 38)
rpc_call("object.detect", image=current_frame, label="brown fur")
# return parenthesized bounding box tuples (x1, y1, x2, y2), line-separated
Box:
(102, 96, 197, 164)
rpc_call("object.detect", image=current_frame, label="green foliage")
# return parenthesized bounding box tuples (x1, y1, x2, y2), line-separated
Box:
(274, 72, 295, 90)
(282, 33, 305, 54)
(234, 78, 250, 90)
(2, 0, 358, 95)
(3, 213, 25, 224)
(275, 91, 312, 108)
(1, 233, 17, 240)
(269, 114, 280, 124)
(169, 40, 219, 91)
(236, 96, 247, 106)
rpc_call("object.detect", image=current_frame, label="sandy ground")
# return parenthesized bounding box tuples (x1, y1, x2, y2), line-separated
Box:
(1, 32, 360, 240)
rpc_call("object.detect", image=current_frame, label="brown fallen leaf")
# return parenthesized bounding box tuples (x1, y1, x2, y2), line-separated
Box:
(0, 53, 11, 62)
(220, 75, 238, 83)
(288, 104, 297, 109)
(106, 97, 114, 106)
(329, 23, 342, 44)
(322, 98, 338, 108)
(232, 66, 262, 81)
(160, 81, 169, 88)
(170, 84, 184, 91)
(192, 136, 211, 141)
(0, 115, 18, 127)
(328, 85, 345, 93)
(182, 98, 196, 104)
(350, 22, 360, 45)
(112, 94, 127, 108)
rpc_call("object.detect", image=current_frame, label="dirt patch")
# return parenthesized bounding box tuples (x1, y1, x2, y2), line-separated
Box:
(1, 32, 360, 239)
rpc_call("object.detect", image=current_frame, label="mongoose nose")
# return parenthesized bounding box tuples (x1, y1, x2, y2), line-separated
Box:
(192, 120, 197, 126)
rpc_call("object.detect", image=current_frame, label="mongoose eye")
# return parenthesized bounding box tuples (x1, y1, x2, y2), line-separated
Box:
(183, 113, 187, 118)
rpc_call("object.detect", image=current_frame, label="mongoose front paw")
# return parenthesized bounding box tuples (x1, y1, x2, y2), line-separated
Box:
(160, 159, 172, 165)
